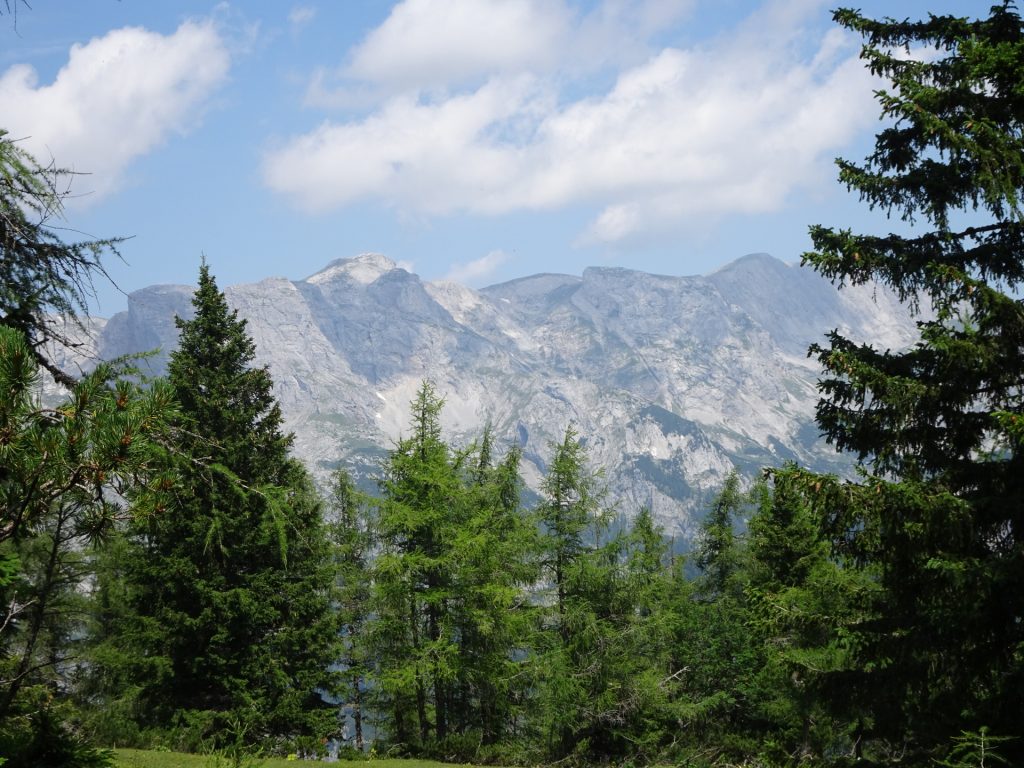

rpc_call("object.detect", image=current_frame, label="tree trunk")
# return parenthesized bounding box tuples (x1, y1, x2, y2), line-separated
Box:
(0, 511, 64, 719)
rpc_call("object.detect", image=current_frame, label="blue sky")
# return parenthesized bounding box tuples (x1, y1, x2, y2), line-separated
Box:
(0, 0, 981, 315)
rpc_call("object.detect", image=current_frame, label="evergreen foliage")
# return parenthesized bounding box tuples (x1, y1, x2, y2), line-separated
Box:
(774, 1, 1024, 762)
(0, 131, 123, 388)
(7, 4, 1022, 764)
(447, 427, 536, 750)
(676, 476, 762, 763)
(367, 383, 536, 758)
(694, 470, 746, 601)
(100, 265, 339, 753)
(369, 381, 463, 748)
(327, 468, 372, 752)
(530, 430, 689, 765)
(532, 425, 609, 759)
(744, 472, 872, 762)
(0, 325, 175, 767)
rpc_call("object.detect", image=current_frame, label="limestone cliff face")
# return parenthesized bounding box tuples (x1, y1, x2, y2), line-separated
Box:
(89, 252, 918, 537)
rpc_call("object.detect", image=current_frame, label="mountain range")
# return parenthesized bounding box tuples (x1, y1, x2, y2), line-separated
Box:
(51, 253, 920, 537)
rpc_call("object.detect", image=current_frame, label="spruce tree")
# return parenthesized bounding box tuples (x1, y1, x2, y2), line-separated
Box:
(694, 470, 746, 601)
(743, 472, 873, 762)
(114, 264, 338, 752)
(676, 475, 762, 762)
(778, 2, 1024, 760)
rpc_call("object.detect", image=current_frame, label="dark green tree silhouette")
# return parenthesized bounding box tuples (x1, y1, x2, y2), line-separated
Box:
(113, 264, 338, 752)
(778, 2, 1024, 760)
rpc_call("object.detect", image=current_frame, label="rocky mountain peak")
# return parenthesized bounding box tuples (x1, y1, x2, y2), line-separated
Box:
(306, 252, 399, 286)
(77, 252, 919, 538)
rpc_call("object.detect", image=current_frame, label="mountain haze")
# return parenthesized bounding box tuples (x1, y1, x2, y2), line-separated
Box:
(70, 253, 918, 537)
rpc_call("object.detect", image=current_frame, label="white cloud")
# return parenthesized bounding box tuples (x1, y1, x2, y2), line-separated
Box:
(266, 75, 545, 212)
(305, 0, 695, 107)
(266, 0, 878, 243)
(444, 249, 509, 284)
(0, 20, 229, 200)
(345, 0, 569, 90)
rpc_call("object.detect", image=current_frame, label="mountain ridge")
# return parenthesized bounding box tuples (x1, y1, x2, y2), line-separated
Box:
(62, 252, 919, 536)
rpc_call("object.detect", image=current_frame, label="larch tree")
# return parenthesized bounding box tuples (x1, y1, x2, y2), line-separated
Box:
(370, 381, 464, 748)
(531, 425, 617, 761)
(328, 468, 373, 752)
(0, 131, 122, 388)
(369, 386, 536, 758)
(446, 428, 536, 747)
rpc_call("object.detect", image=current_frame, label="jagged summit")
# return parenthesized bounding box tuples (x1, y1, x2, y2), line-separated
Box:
(82, 252, 918, 537)
(306, 252, 400, 286)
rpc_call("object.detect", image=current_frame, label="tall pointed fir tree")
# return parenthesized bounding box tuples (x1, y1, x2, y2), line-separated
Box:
(531, 426, 623, 762)
(742, 471, 873, 762)
(447, 426, 536, 751)
(675, 472, 763, 762)
(112, 264, 339, 752)
(774, 3, 1024, 762)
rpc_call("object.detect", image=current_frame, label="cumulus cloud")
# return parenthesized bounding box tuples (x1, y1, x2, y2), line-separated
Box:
(347, 0, 569, 90)
(266, 75, 547, 211)
(265, 0, 878, 244)
(0, 20, 229, 200)
(444, 249, 509, 284)
(306, 0, 694, 107)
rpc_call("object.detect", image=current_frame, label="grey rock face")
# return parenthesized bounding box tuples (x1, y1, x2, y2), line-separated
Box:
(87, 252, 919, 537)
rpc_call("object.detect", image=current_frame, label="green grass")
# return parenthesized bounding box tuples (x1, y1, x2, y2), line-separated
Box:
(112, 748, 485, 768)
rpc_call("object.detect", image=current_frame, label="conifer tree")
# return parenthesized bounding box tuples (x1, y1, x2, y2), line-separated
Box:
(743, 472, 872, 762)
(673, 475, 763, 762)
(371, 381, 462, 748)
(0, 131, 122, 388)
(777, 2, 1024, 760)
(328, 468, 372, 752)
(369, 386, 535, 758)
(531, 426, 617, 760)
(580, 509, 690, 763)
(113, 264, 338, 752)
(537, 426, 601, 625)
(447, 429, 536, 747)
(694, 470, 746, 601)
(0, 326, 176, 765)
